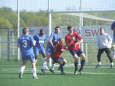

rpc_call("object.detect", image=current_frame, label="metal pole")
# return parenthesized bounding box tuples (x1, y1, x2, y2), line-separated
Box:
(85, 43, 88, 63)
(7, 29, 10, 61)
(79, 0, 84, 51)
(17, 0, 20, 61)
(48, 0, 52, 36)
(48, 0, 52, 67)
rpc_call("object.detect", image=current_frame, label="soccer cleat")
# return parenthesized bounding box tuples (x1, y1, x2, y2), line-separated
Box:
(19, 72, 23, 79)
(110, 62, 114, 68)
(74, 71, 82, 75)
(33, 75, 38, 79)
(74, 71, 79, 75)
(96, 62, 102, 69)
(49, 69, 55, 74)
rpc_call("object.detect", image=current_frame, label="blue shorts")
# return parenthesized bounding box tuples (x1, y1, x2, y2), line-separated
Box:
(52, 57, 64, 63)
(46, 45, 54, 55)
(69, 49, 83, 56)
(34, 47, 45, 56)
(22, 54, 36, 63)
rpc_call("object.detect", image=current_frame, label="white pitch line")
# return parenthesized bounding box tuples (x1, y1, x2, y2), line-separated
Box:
(1, 69, 115, 75)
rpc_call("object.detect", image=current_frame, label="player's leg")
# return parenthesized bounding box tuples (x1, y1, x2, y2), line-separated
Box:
(96, 49, 104, 68)
(19, 61, 26, 79)
(33, 47, 39, 63)
(19, 55, 27, 79)
(73, 54, 79, 75)
(46, 46, 54, 71)
(105, 48, 114, 68)
(58, 57, 67, 75)
(69, 50, 79, 75)
(49, 58, 56, 73)
(78, 52, 86, 73)
(32, 62, 38, 79)
(30, 55, 38, 79)
(41, 48, 49, 73)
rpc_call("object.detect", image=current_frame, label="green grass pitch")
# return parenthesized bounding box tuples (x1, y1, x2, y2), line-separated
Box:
(0, 42, 115, 86)
(0, 61, 115, 86)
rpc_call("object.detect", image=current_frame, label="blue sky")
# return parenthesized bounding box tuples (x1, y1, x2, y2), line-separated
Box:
(0, 0, 115, 11)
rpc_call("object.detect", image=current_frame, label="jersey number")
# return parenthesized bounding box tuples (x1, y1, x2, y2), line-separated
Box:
(22, 40, 28, 48)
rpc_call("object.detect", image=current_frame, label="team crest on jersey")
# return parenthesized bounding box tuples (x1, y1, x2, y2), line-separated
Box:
(72, 36, 76, 40)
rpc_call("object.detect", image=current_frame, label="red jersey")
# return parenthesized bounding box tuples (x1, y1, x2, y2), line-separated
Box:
(51, 42, 65, 58)
(65, 32, 82, 50)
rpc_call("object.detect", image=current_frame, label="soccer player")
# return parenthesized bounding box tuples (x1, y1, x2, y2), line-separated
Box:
(51, 38, 67, 75)
(65, 26, 86, 75)
(46, 26, 62, 72)
(33, 29, 48, 72)
(17, 27, 38, 79)
(96, 27, 114, 68)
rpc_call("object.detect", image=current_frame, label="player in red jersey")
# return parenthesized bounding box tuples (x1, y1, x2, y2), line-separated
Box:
(65, 26, 86, 75)
(50, 38, 67, 75)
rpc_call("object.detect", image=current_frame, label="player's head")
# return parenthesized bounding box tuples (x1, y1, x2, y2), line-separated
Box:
(99, 27, 105, 35)
(55, 26, 61, 33)
(23, 27, 29, 35)
(67, 26, 74, 33)
(111, 21, 115, 31)
(39, 29, 45, 35)
(59, 38, 65, 44)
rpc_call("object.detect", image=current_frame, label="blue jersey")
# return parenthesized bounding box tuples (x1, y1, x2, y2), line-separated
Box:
(18, 34, 35, 56)
(33, 33, 46, 48)
(48, 32, 61, 47)
(46, 32, 61, 54)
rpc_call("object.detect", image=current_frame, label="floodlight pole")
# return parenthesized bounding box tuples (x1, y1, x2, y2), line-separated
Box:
(17, 0, 20, 61)
(48, 0, 52, 36)
(48, 0, 52, 67)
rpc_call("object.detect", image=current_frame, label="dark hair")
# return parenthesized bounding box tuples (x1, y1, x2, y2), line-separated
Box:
(55, 25, 61, 30)
(40, 29, 44, 33)
(39, 28, 45, 35)
(23, 27, 29, 34)
(67, 26, 73, 30)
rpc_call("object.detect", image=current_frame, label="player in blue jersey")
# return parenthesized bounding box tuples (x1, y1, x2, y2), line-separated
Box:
(17, 27, 38, 79)
(33, 29, 48, 72)
(46, 26, 62, 73)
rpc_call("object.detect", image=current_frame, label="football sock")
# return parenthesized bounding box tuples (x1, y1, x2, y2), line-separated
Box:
(20, 66, 25, 74)
(60, 64, 64, 73)
(42, 59, 49, 70)
(74, 62, 78, 72)
(50, 63, 55, 70)
(79, 60, 85, 72)
(32, 67, 37, 76)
